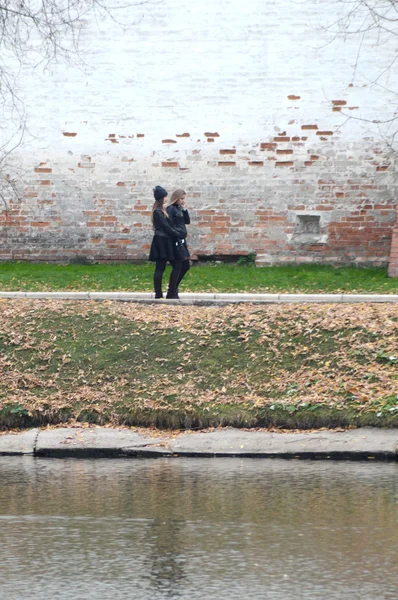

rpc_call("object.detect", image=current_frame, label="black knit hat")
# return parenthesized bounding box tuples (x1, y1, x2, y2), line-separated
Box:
(153, 185, 168, 201)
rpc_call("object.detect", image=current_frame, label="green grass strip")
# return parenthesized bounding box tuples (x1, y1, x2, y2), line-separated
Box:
(0, 262, 397, 293)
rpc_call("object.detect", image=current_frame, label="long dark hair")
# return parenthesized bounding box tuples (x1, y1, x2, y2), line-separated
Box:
(151, 198, 169, 223)
(151, 187, 168, 223)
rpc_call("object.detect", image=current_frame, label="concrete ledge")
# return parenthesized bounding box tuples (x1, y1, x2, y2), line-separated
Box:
(0, 429, 39, 455)
(0, 292, 27, 298)
(280, 294, 344, 303)
(25, 292, 90, 300)
(342, 294, 398, 303)
(169, 428, 398, 459)
(89, 292, 151, 300)
(1, 427, 397, 460)
(34, 427, 171, 457)
(0, 292, 398, 304)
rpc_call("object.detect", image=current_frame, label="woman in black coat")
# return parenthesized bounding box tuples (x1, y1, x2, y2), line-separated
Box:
(149, 185, 182, 299)
(166, 189, 190, 295)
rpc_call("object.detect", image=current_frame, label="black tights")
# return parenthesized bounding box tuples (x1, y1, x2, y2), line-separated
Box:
(177, 259, 190, 288)
(154, 260, 181, 295)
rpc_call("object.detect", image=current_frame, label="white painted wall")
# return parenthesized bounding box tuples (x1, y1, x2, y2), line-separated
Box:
(10, 0, 396, 151)
(1, 0, 397, 264)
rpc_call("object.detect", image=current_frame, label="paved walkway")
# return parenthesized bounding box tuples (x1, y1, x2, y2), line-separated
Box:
(0, 291, 398, 303)
(1, 427, 397, 460)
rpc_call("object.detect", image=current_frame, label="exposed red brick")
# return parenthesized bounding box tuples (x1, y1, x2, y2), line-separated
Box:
(304, 161, 313, 166)
(292, 136, 300, 142)
(333, 107, 342, 112)
(40, 180, 51, 185)
(162, 139, 177, 143)
(107, 138, 119, 144)
(260, 143, 277, 150)
(100, 216, 118, 222)
(162, 162, 179, 167)
(218, 161, 236, 166)
(31, 222, 50, 227)
(137, 134, 145, 138)
(204, 132, 220, 137)
(274, 137, 290, 142)
(276, 149, 293, 155)
(176, 133, 190, 137)
(316, 131, 334, 136)
(248, 161, 264, 166)
(332, 100, 347, 106)
(220, 149, 236, 154)
(116, 182, 125, 186)
(207, 138, 215, 142)
(301, 125, 318, 130)
(376, 166, 389, 172)
(34, 167, 52, 173)
(109, 134, 116, 138)
(310, 155, 320, 160)
(288, 95, 301, 100)
(275, 161, 293, 167)
(63, 132, 77, 137)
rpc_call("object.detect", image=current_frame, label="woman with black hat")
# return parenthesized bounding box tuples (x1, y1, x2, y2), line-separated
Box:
(149, 185, 182, 299)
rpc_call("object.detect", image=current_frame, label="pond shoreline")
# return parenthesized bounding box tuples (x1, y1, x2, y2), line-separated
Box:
(1, 426, 397, 461)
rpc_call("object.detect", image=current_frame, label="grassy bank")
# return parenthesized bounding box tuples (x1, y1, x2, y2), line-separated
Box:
(0, 300, 397, 430)
(0, 262, 397, 293)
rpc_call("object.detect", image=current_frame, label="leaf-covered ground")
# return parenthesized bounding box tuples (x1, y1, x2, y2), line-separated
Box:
(0, 300, 397, 429)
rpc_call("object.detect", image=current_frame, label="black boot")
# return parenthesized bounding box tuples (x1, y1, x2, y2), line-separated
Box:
(166, 261, 181, 299)
(154, 260, 166, 299)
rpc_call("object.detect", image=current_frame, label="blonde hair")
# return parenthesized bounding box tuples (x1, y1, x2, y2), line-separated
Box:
(168, 189, 186, 206)
(151, 198, 168, 223)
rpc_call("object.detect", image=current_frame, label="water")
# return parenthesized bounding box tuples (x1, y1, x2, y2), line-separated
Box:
(0, 457, 397, 599)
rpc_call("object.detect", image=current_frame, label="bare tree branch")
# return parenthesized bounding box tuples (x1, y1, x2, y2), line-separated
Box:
(0, 0, 152, 215)
(321, 0, 398, 151)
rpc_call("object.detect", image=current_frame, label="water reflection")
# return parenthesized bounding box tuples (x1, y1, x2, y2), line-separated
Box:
(0, 457, 397, 599)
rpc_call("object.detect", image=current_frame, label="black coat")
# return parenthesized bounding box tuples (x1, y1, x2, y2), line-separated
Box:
(149, 208, 181, 262)
(166, 205, 191, 259)
(166, 205, 190, 238)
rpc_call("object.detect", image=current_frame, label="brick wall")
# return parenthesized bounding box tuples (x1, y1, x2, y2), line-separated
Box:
(388, 212, 398, 277)
(0, 0, 397, 270)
